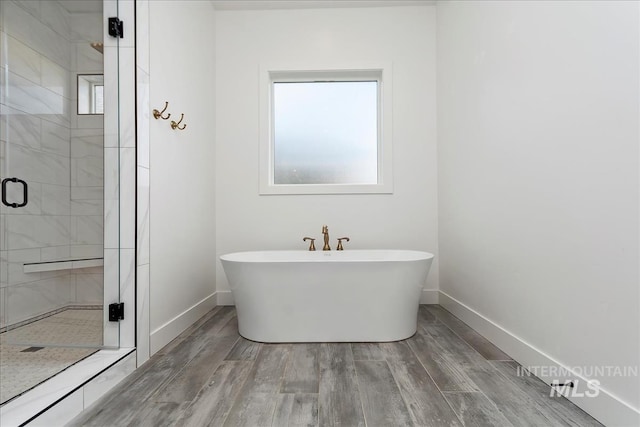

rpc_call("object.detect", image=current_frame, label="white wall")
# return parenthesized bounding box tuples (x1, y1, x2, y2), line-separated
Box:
(215, 5, 438, 301)
(148, 1, 216, 354)
(437, 1, 639, 425)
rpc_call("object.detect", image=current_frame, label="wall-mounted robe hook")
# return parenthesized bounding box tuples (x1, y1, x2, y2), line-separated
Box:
(153, 102, 171, 120)
(170, 113, 187, 130)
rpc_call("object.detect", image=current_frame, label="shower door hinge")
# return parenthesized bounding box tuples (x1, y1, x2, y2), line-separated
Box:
(108, 17, 124, 38)
(109, 302, 125, 322)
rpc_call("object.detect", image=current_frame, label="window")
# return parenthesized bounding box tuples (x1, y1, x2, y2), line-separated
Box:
(77, 74, 104, 115)
(260, 65, 393, 194)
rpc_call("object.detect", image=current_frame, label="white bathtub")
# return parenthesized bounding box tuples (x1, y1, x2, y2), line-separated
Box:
(220, 250, 434, 343)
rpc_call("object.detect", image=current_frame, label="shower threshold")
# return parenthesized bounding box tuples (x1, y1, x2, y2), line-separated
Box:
(0, 347, 135, 426)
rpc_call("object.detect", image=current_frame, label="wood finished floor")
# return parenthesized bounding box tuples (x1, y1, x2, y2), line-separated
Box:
(70, 305, 602, 427)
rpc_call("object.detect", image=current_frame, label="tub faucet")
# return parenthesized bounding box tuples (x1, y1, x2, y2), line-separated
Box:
(322, 225, 331, 251)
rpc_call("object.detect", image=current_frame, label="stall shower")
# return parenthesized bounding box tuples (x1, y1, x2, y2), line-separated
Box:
(0, 0, 118, 404)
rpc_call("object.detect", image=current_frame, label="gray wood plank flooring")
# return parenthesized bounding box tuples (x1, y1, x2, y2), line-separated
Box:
(318, 343, 366, 427)
(442, 392, 512, 427)
(355, 360, 412, 426)
(423, 306, 512, 361)
(281, 344, 319, 394)
(69, 305, 602, 427)
(273, 393, 319, 427)
(178, 361, 254, 427)
(489, 360, 603, 427)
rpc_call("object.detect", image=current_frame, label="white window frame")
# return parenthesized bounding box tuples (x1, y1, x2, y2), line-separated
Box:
(259, 63, 393, 195)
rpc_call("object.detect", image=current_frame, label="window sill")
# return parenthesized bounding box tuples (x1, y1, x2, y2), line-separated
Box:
(259, 183, 393, 195)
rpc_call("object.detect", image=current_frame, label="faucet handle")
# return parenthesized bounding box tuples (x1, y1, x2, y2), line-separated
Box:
(336, 237, 350, 251)
(303, 237, 316, 251)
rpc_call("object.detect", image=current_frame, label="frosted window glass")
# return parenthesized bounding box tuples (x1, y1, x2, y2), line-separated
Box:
(93, 85, 104, 114)
(273, 81, 378, 185)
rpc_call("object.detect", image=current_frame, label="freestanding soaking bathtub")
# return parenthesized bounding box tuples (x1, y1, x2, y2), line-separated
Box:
(220, 250, 434, 343)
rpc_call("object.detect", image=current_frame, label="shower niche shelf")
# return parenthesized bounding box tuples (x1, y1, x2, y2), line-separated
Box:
(23, 258, 104, 273)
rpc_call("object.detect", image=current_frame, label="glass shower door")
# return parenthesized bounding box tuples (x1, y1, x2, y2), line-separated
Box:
(0, 0, 120, 354)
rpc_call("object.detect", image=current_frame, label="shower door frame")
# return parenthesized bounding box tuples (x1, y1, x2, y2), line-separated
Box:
(0, 0, 138, 420)
(0, 0, 138, 350)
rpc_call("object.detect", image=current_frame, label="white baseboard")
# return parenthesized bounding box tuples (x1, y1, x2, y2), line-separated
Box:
(150, 293, 217, 355)
(420, 289, 439, 304)
(439, 291, 640, 427)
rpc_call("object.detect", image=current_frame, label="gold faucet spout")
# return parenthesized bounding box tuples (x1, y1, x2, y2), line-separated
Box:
(322, 225, 331, 251)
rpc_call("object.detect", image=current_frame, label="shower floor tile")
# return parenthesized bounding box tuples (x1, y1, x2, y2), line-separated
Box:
(0, 309, 102, 404)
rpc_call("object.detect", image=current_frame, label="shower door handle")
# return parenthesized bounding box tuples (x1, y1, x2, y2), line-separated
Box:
(2, 177, 28, 208)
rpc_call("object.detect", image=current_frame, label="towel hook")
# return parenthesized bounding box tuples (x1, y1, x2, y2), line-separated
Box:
(170, 113, 187, 130)
(153, 101, 171, 120)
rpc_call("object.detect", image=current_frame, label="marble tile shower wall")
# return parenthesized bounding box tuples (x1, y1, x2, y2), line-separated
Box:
(0, 1, 104, 328)
(69, 9, 105, 312)
(136, 0, 151, 365)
